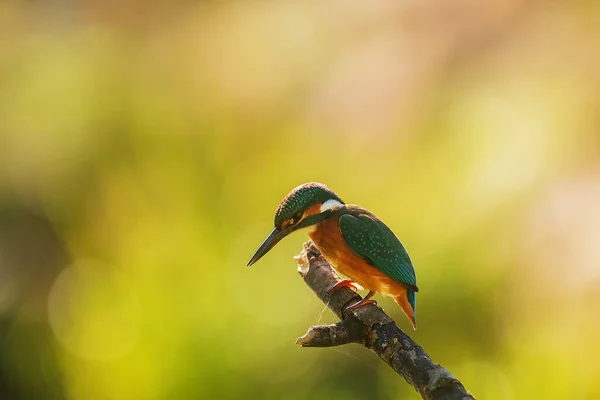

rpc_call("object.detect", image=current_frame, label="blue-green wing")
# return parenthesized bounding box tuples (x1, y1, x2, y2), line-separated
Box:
(339, 213, 418, 291)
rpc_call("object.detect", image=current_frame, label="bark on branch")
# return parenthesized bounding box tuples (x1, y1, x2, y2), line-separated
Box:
(295, 241, 474, 400)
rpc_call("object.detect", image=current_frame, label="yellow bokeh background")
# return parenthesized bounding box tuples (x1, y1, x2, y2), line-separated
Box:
(1, 1, 600, 399)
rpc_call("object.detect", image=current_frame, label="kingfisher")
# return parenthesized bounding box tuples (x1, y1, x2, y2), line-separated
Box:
(247, 182, 418, 329)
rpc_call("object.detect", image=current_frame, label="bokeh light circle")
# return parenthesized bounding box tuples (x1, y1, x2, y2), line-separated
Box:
(48, 259, 142, 361)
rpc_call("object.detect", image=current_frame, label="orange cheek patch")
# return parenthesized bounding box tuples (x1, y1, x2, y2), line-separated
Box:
(303, 203, 322, 218)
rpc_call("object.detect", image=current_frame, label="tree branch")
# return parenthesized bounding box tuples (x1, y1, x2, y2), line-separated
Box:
(295, 241, 474, 400)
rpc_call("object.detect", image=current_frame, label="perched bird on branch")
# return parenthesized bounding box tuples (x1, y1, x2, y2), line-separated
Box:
(248, 182, 419, 329)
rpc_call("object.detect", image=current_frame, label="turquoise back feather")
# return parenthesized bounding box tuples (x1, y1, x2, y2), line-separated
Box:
(338, 211, 418, 292)
(407, 289, 417, 319)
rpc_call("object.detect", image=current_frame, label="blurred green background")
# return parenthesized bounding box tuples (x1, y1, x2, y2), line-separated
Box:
(1, 1, 600, 399)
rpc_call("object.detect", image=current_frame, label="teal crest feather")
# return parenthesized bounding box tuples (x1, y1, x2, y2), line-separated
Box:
(274, 182, 343, 229)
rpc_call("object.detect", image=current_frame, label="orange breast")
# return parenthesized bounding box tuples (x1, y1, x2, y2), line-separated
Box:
(309, 217, 405, 298)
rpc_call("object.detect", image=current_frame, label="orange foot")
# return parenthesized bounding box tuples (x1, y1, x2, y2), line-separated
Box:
(327, 279, 361, 293)
(344, 290, 377, 312)
(345, 299, 377, 312)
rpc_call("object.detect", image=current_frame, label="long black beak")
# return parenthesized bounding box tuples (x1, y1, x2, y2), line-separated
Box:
(247, 228, 288, 266)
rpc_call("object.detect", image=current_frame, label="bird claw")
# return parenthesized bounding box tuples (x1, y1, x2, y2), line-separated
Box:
(327, 279, 361, 294)
(344, 299, 377, 313)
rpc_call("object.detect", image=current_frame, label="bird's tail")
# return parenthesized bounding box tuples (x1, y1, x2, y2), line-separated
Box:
(394, 289, 417, 330)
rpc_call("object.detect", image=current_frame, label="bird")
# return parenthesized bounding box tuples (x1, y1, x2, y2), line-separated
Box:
(247, 182, 418, 329)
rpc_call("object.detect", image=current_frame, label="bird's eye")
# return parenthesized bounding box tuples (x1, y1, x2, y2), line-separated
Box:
(290, 212, 303, 225)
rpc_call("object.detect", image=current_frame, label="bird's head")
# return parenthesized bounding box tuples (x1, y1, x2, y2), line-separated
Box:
(247, 182, 344, 266)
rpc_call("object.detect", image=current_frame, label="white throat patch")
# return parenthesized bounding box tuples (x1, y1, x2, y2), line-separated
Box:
(320, 199, 343, 213)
